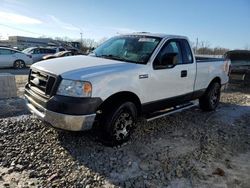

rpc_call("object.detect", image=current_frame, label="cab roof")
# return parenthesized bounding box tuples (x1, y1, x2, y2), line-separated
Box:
(121, 32, 188, 40)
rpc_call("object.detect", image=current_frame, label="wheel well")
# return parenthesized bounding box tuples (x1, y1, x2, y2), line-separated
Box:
(98, 91, 142, 116)
(14, 59, 25, 63)
(206, 77, 221, 91)
(209, 77, 221, 86)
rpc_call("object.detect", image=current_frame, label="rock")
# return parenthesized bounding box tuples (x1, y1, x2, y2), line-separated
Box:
(127, 161, 132, 166)
(124, 181, 131, 188)
(139, 161, 149, 171)
(47, 173, 59, 182)
(28, 170, 38, 178)
(109, 157, 117, 161)
(3, 182, 10, 187)
(7, 167, 14, 174)
(212, 168, 225, 176)
(29, 181, 35, 186)
(10, 161, 15, 166)
(15, 164, 24, 171)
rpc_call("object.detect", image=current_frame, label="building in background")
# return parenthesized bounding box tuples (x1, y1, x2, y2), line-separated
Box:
(0, 36, 81, 52)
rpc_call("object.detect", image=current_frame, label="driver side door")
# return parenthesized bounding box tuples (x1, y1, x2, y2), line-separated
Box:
(144, 39, 196, 111)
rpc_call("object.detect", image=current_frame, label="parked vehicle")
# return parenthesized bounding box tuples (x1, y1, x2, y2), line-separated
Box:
(67, 48, 81, 55)
(55, 47, 67, 52)
(0, 47, 33, 68)
(22, 47, 57, 62)
(42, 51, 73, 60)
(225, 50, 250, 84)
(25, 33, 230, 144)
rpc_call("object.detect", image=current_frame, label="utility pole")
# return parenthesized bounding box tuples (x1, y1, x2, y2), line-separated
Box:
(195, 37, 198, 54)
(80, 32, 83, 47)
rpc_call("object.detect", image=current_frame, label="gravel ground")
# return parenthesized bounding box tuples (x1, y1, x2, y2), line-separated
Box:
(0, 75, 28, 118)
(0, 84, 250, 187)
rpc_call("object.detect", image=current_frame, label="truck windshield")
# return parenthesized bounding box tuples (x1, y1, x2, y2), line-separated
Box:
(92, 35, 162, 64)
(22, 48, 33, 53)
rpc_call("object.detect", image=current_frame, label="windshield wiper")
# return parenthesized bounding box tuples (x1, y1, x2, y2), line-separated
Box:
(97, 54, 141, 64)
(97, 54, 127, 61)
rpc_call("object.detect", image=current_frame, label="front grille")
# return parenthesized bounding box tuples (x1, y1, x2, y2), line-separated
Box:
(28, 69, 57, 97)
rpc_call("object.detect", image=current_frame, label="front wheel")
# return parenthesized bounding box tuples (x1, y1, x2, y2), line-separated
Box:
(103, 102, 137, 145)
(199, 82, 221, 111)
(13, 60, 25, 69)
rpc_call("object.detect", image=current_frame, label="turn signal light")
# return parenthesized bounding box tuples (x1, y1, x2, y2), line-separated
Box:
(83, 82, 92, 94)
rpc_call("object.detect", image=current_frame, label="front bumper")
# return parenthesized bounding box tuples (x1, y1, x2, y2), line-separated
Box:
(25, 93, 96, 131)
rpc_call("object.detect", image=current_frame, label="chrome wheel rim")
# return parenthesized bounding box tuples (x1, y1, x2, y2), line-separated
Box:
(15, 61, 24, 68)
(113, 112, 133, 141)
(211, 86, 220, 106)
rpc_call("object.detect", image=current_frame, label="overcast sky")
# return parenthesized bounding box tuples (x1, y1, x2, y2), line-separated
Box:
(0, 0, 249, 49)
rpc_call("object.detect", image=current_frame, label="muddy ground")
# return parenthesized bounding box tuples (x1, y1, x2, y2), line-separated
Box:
(0, 78, 249, 187)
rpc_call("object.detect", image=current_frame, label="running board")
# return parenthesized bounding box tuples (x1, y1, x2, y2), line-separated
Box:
(146, 101, 198, 122)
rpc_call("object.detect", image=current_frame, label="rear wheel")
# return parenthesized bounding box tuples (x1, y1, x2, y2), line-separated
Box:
(199, 82, 221, 111)
(13, 60, 25, 69)
(102, 102, 137, 145)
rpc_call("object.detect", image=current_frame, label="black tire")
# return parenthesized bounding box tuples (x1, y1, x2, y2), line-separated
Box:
(244, 73, 250, 86)
(13, 60, 25, 69)
(102, 102, 137, 145)
(199, 82, 221, 111)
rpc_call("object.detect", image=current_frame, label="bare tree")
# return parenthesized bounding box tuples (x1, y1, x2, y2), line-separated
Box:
(196, 40, 211, 54)
(97, 37, 108, 46)
(244, 44, 250, 50)
(192, 39, 230, 55)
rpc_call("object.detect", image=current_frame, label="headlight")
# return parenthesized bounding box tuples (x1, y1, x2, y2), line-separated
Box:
(57, 79, 92, 97)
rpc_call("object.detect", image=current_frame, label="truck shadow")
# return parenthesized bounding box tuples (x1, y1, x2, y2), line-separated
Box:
(56, 101, 250, 186)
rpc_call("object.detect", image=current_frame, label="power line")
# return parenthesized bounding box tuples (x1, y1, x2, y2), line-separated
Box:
(0, 23, 46, 36)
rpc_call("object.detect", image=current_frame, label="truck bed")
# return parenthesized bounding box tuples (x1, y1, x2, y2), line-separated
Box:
(194, 56, 228, 91)
(195, 55, 224, 63)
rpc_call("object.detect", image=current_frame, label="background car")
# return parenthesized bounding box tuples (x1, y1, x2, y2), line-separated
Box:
(0, 47, 33, 69)
(225, 50, 250, 85)
(22, 47, 57, 62)
(42, 51, 73, 60)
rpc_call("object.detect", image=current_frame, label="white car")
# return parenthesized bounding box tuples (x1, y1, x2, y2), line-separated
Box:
(25, 33, 230, 144)
(22, 47, 59, 62)
(0, 47, 33, 68)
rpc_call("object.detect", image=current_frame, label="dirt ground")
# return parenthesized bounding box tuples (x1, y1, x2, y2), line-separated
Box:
(0, 78, 249, 187)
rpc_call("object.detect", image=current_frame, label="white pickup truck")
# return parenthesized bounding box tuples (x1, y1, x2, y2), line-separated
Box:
(25, 33, 230, 144)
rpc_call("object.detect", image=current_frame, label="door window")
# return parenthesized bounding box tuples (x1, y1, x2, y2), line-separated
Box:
(153, 40, 183, 69)
(45, 49, 56, 53)
(0, 49, 12, 55)
(181, 40, 193, 64)
(40, 49, 47, 54)
(33, 49, 40, 54)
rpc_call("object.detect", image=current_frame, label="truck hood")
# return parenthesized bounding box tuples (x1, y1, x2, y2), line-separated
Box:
(31, 55, 141, 79)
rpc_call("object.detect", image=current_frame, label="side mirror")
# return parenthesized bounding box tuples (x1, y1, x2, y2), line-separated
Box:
(162, 53, 178, 67)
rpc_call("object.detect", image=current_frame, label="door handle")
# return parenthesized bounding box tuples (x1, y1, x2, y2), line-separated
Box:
(181, 70, 187, 77)
(139, 74, 148, 79)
